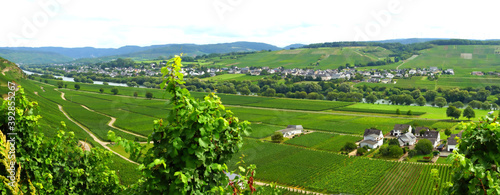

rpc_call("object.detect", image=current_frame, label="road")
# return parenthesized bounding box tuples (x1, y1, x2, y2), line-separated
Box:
(396, 55, 418, 70)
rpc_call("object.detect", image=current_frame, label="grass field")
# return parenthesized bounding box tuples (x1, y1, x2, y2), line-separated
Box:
(248, 123, 284, 138)
(345, 102, 491, 121)
(285, 132, 362, 152)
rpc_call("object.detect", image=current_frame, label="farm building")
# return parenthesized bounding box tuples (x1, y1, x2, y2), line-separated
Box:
(419, 130, 440, 148)
(413, 126, 430, 136)
(447, 132, 462, 152)
(390, 124, 412, 136)
(397, 132, 417, 146)
(360, 129, 383, 149)
(471, 71, 484, 76)
(278, 125, 303, 137)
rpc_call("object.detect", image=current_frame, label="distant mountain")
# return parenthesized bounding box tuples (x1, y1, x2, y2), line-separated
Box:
(283, 44, 305, 50)
(0, 49, 72, 64)
(0, 41, 281, 64)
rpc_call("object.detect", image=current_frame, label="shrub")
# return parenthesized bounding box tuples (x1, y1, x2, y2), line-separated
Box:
(341, 142, 357, 152)
(271, 132, 284, 143)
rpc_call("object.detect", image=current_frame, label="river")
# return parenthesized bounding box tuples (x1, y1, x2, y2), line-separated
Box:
(22, 69, 145, 87)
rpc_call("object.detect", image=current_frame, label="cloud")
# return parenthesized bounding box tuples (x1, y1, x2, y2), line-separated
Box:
(1, 0, 500, 48)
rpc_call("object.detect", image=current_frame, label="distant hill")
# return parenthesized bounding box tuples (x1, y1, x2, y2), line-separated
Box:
(372, 38, 448, 44)
(0, 49, 72, 65)
(283, 44, 306, 50)
(0, 41, 281, 64)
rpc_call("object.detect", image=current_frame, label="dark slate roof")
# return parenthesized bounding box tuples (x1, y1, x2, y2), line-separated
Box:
(415, 126, 430, 132)
(393, 124, 411, 131)
(447, 133, 462, 145)
(421, 130, 439, 139)
(364, 129, 382, 137)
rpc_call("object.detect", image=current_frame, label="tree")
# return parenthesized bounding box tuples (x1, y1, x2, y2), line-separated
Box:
(388, 145, 404, 158)
(445, 129, 452, 136)
(450, 101, 464, 108)
(434, 97, 447, 108)
(249, 84, 260, 93)
(57, 81, 64, 88)
(107, 55, 252, 194)
(396, 108, 401, 115)
(103, 82, 109, 85)
(462, 106, 475, 120)
(134, 91, 138, 98)
(415, 139, 433, 155)
(416, 96, 426, 106)
(261, 88, 276, 97)
(481, 101, 491, 110)
(271, 132, 284, 143)
(365, 94, 377, 104)
(99, 88, 104, 93)
(419, 129, 427, 136)
(357, 147, 367, 156)
(424, 90, 438, 102)
(341, 142, 357, 152)
(74, 83, 80, 90)
(407, 110, 413, 116)
(468, 100, 482, 109)
(146, 92, 153, 99)
(388, 138, 399, 146)
(446, 106, 458, 120)
(111, 87, 119, 95)
(446, 117, 500, 194)
(64, 84, 67, 88)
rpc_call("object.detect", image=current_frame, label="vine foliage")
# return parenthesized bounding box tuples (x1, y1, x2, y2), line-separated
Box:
(109, 55, 252, 194)
(446, 115, 500, 194)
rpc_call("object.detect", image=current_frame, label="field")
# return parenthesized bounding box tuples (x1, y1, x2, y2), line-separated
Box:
(201, 74, 267, 82)
(345, 102, 491, 121)
(285, 132, 362, 152)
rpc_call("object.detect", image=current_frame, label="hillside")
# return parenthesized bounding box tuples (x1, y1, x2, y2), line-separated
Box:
(400, 45, 500, 76)
(208, 46, 393, 69)
(0, 49, 73, 64)
(0, 57, 24, 99)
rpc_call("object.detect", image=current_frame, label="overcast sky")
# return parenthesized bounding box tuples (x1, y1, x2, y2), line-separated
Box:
(1, 0, 499, 48)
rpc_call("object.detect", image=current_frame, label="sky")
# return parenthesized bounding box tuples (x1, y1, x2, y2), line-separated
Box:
(1, 0, 499, 48)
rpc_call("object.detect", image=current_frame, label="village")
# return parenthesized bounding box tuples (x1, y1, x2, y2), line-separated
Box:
(276, 123, 462, 163)
(43, 62, 457, 84)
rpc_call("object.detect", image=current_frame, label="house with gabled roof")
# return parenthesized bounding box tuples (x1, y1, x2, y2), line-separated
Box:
(360, 129, 383, 149)
(278, 125, 303, 137)
(447, 132, 462, 152)
(419, 130, 440, 148)
(397, 132, 417, 146)
(413, 126, 430, 136)
(390, 124, 412, 136)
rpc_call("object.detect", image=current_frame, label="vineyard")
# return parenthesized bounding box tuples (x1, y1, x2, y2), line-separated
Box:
(370, 162, 452, 194)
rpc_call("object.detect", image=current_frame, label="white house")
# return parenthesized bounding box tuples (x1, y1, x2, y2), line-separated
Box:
(278, 125, 303, 137)
(447, 132, 462, 152)
(420, 130, 441, 148)
(397, 132, 417, 146)
(390, 124, 412, 136)
(360, 129, 384, 149)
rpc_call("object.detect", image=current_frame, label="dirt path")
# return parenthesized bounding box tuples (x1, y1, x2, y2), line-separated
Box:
(254, 181, 326, 195)
(55, 89, 66, 100)
(79, 140, 91, 151)
(80, 105, 148, 139)
(396, 55, 418, 70)
(57, 104, 138, 164)
(1, 67, 10, 75)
